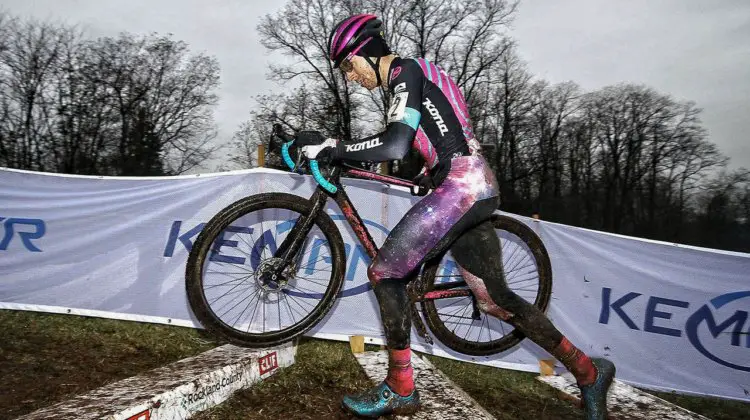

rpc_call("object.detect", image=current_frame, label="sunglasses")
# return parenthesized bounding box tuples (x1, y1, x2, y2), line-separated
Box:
(339, 58, 354, 73)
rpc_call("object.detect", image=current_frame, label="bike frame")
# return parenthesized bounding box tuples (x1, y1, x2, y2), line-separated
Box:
(274, 163, 475, 344)
(275, 164, 409, 269)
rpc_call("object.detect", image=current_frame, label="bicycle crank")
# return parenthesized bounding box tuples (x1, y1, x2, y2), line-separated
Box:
(471, 295, 482, 321)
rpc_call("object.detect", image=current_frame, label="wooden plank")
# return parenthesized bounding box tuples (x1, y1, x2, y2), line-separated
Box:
(257, 144, 265, 167)
(349, 335, 365, 354)
(353, 351, 495, 420)
(537, 373, 712, 420)
(539, 358, 556, 376)
(17, 342, 295, 420)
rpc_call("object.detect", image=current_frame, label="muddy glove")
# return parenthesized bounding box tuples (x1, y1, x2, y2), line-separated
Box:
(301, 138, 338, 163)
(411, 172, 434, 196)
(295, 131, 326, 147)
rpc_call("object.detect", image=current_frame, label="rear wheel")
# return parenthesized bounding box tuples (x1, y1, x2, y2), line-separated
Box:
(185, 192, 346, 347)
(421, 214, 553, 356)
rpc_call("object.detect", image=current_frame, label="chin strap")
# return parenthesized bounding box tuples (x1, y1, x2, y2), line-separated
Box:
(365, 56, 383, 87)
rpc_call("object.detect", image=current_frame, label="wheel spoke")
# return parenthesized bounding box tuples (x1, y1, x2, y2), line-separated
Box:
(190, 199, 344, 344)
(420, 217, 552, 355)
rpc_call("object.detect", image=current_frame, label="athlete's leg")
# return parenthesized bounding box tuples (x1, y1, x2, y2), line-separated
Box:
(366, 196, 498, 396)
(451, 221, 615, 419)
(342, 156, 498, 417)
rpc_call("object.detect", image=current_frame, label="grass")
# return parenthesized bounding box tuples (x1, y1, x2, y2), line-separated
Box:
(649, 391, 750, 420)
(1, 309, 749, 420)
(424, 354, 583, 419)
(193, 339, 374, 420)
(0, 309, 217, 419)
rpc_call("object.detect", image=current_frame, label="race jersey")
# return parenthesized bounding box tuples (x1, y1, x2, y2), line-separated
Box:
(332, 56, 482, 185)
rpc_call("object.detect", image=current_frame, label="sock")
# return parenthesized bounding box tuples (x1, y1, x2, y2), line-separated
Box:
(384, 347, 414, 396)
(552, 337, 598, 386)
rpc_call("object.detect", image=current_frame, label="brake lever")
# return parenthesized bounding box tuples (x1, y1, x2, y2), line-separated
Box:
(294, 151, 306, 174)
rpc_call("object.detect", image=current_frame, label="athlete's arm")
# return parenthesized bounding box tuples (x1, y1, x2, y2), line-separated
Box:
(332, 61, 423, 163)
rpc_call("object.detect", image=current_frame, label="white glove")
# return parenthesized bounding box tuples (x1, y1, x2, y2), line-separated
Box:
(301, 138, 337, 159)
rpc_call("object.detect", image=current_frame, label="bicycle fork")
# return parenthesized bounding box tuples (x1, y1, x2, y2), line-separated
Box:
(273, 189, 329, 272)
(272, 186, 438, 347)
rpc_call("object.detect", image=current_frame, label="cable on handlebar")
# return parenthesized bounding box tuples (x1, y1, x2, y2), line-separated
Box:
(275, 127, 337, 194)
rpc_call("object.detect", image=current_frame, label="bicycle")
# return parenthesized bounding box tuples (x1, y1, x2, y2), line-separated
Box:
(185, 124, 552, 356)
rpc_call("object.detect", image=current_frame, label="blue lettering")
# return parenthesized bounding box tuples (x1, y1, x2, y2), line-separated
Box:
(686, 304, 750, 371)
(644, 296, 689, 337)
(702, 308, 747, 347)
(0, 218, 46, 252)
(301, 241, 370, 282)
(210, 226, 253, 264)
(250, 229, 277, 269)
(163, 221, 205, 257)
(164, 222, 253, 262)
(347, 244, 371, 281)
(599, 287, 641, 330)
(439, 260, 460, 282)
(599, 288, 750, 371)
(302, 238, 344, 275)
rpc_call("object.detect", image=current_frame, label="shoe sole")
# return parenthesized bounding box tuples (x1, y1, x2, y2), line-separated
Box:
(340, 401, 422, 418)
(584, 361, 617, 419)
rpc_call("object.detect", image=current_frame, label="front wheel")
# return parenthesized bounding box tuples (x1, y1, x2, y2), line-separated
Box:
(185, 192, 346, 347)
(420, 214, 553, 356)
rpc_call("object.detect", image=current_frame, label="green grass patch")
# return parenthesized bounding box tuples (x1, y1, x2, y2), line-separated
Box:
(0, 309, 218, 419)
(651, 391, 750, 420)
(193, 339, 373, 419)
(423, 354, 582, 419)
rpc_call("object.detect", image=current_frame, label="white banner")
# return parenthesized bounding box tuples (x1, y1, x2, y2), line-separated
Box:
(1, 167, 748, 401)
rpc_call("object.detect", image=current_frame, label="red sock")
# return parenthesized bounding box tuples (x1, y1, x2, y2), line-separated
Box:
(385, 347, 414, 396)
(552, 337, 597, 386)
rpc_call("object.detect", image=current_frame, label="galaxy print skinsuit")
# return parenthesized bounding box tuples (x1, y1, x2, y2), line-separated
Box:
(332, 56, 570, 368)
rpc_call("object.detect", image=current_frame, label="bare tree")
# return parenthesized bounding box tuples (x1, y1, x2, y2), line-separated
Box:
(258, 0, 364, 141)
(48, 25, 113, 174)
(0, 12, 222, 175)
(0, 16, 68, 171)
(480, 46, 541, 213)
(529, 81, 581, 216)
(81, 32, 221, 175)
(227, 119, 265, 170)
(694, 169, 750, 250)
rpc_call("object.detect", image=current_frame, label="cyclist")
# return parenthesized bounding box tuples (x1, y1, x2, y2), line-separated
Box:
(296, 13, 616, 419)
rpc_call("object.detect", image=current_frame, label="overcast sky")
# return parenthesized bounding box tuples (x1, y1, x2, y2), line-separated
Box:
(3, 0, 749, 172)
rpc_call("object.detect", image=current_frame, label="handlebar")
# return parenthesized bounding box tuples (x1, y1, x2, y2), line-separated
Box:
(272, 124, 338, 194)
(270, 124, 432, 197)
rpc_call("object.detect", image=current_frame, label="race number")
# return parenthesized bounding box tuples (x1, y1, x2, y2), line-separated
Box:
(387, 92, 409, 123)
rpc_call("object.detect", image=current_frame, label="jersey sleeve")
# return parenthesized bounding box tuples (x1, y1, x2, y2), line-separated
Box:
(333, 59, 423, 163)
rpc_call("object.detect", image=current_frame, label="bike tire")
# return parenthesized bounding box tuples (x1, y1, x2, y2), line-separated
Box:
(185, 192, 346, 348)
(420, 214, 553, 356)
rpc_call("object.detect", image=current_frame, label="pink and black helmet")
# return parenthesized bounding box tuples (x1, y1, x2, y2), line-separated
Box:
(327, 14, 389, 68)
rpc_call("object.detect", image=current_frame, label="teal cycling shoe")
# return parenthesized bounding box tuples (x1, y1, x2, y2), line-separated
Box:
(341, 381, 421, 418)
(579, 358, 616, 420)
